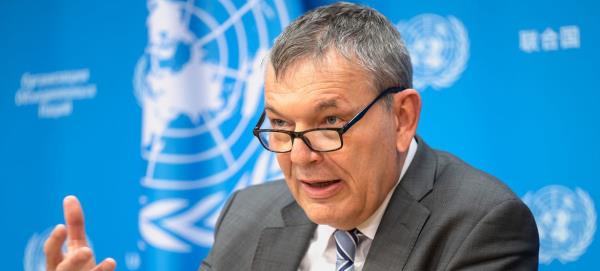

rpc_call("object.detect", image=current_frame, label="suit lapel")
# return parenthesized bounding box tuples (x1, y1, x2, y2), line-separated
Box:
(252, 201, 316, 271)
(363, 137, 436, 271)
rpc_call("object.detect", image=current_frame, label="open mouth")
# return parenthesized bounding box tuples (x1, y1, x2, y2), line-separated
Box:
(304, 180, 341, 187)
(300, 179, 343, 199)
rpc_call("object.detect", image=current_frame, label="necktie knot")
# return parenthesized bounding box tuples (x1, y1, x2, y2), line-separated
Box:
(334, 229, 361, 271)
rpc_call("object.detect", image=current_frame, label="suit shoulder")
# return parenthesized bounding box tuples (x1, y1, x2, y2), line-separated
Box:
(407, 146, 539, 270)
(425, 148, 536, 239)
(223, 180, 292, 222)
(234, 179, 290, 204)
(432, 149, 520, 206)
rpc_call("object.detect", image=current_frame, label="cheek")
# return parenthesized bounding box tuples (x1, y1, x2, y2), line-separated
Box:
(333, 129, 397, 192)
(329, 146, 376, 196)
(276, 153, 291, 176)
(276, 154, 299, 193)
(335, 132, 386, 172)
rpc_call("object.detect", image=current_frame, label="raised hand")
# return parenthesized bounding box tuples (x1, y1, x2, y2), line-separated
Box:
(44, 195, 117, 271)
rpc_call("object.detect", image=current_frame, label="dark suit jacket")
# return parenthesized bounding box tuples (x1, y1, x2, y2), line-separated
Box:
(201, 137, 539, 270)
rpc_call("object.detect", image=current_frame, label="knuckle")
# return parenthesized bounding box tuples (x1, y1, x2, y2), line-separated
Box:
(75, 251, 91, 262)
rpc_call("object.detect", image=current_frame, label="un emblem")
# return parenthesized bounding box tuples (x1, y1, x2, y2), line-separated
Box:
(133, 0, 288, 254)
(523, 185, 596, 264)
(397, 14, 469, 90)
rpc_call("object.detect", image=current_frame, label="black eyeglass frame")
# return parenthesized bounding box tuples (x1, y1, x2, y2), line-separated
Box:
(252, 86, 407, 153)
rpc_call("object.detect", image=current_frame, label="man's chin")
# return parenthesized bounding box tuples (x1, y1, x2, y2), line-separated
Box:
(301, 202, 348, 226)
(306, 213, 339, 226)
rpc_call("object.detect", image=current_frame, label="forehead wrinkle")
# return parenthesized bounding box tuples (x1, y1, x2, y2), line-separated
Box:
(275, 52, 371, 90)
(265, 95, 343, 114)
(264, 53, 374, 116)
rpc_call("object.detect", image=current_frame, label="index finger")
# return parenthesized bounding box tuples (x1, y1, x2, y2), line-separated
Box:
(63, 195, 89, 249)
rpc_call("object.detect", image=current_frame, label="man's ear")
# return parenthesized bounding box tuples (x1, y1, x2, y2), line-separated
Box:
(392, 89, 421, 153)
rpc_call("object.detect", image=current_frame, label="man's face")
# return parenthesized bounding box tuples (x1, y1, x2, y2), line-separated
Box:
(263, 52, 403, 229)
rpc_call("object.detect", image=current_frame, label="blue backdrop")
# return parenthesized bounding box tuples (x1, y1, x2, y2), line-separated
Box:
(1, 0, 597, 270)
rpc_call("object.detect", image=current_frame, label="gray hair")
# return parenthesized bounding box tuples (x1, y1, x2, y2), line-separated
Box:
(269, 2, 413, 96)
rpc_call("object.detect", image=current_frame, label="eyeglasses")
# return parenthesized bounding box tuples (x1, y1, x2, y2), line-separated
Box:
(253, 86, 406, 153)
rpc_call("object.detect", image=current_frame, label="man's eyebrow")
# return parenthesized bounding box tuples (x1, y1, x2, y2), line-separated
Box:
(265, 105, 283, 116)
(316, 99, 339, 111)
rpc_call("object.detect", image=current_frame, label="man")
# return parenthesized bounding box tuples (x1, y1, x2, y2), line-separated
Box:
(202, 2, 539, 270)
(45, 2, 539, 271)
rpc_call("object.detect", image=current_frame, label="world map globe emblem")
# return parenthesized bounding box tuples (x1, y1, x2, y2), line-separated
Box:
(397, 14, 469, 90)
(523, 185, 596, 264)
(133, 0, 291, 253)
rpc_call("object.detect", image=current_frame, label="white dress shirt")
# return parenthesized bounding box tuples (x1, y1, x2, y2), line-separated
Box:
(298, 138, 418, 271)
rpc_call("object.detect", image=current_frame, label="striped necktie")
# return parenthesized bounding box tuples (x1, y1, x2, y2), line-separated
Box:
(334, 229, 361, 271)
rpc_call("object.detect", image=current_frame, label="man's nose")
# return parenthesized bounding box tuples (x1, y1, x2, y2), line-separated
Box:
(289, 137, 321, 165)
